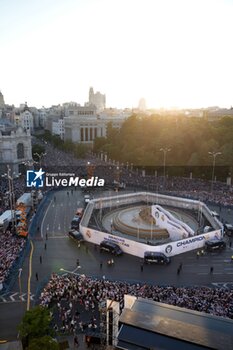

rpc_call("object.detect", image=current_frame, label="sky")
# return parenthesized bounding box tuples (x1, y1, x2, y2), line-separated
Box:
(0, 0, 233, 109)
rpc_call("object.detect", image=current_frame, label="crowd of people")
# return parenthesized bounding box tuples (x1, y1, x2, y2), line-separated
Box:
(0, 229, 26, 290)
(115, 168, 233, 208)
(39, 273, 233, 335)
(1, 138, 233, 213)
(0, 176, 26, 214)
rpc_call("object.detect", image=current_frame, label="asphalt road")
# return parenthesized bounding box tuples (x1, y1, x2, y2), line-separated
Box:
(1, 188, 233, 341)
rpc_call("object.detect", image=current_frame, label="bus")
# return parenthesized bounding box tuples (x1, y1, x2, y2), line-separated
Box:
(0, 210, 14, 232)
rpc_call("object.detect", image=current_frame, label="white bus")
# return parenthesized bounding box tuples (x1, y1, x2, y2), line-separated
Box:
(0, 210, 14, 232)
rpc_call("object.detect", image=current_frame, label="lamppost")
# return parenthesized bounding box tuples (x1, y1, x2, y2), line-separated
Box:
(34, 152, 47, 167)
(59, 268, 80, 275)
(87, 161, 95, 179)
(115, 166, 120, 191)
(208, 151, 221, 192)
(23, 159, 37, 169)
(18, 268, 23, 297)
(160, 147, 171, 179)
(104, 152, 108, 163)
(137, 223, 140, 241)
(2, 165, 17, 232)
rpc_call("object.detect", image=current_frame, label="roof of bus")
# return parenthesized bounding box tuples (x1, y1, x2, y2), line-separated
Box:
(0, 210, 14, 222)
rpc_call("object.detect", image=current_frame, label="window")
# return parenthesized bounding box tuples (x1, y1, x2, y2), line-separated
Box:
(85, 127, 88, 141)
(17, 143, 24, 159)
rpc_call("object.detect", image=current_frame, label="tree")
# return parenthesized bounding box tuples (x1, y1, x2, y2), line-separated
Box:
(27, 336, 59, 350)
(18, 306, 54, 343)
(93, 137, 107, 153)
(51, 135, 63, 148)
(63, 140, 73, 152)
(73, 143, 89, 158)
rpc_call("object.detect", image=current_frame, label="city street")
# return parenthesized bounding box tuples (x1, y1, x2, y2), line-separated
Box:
(1, 189, 233, 340)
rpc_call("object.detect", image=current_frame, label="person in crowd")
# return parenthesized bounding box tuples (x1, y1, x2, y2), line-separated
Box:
(0, 230, 26, 286)
(39, 273, 233, 337)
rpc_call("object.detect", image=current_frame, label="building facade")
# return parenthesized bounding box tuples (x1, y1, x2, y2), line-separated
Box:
(15, 104, 34, 131)
(64, 114, 126, 143)
(0, 125, 32, 176)
(52, 119, 64, 139)
(88, 87, 106, 111)
(64, 116, 105, 142)
(0, 91, 5, 108)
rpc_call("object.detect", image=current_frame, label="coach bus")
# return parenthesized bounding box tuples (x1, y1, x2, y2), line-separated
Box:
(0, 210, 14, 232)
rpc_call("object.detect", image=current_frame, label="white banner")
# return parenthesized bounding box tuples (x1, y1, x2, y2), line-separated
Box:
(80, 224, 222, 258)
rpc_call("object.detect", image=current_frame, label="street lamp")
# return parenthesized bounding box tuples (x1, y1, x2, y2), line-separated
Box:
(23, 159, 38, 168)
(110, 218, 113, 233)
(115, 166, 120, 191)
(104, 152, 108, 163)
(137, 223, 140, 241)
(160, 148, 171, 179)
(34, 152, 47, 167)
(208, 151, 221, 192)
(2, 165, 17, 231)
(59, 268, 80, 275)
(18, 268, 23, 297)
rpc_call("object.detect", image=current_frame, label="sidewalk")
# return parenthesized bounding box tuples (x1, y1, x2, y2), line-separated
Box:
(0, 341, 22, 350)
(0, 336, 103, 350)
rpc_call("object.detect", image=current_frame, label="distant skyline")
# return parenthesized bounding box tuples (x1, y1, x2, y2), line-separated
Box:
(1, 0, 233, 109)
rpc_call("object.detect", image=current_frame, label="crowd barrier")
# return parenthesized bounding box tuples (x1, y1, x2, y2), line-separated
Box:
(0, 239, 30, 294)
(0, 190, 55, 295)
(80, 192, 223, 258)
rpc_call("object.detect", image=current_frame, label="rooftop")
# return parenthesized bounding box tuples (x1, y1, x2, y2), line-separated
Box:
(118, 297, 233, 350)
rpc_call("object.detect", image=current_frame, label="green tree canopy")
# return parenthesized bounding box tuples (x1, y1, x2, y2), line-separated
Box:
(93, 114, 233, 168)
(18, 306, 53, 341)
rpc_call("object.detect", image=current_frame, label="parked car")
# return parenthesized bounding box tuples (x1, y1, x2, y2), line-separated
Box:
(100, 241, 123, 256)
(144, 251, 171, 265)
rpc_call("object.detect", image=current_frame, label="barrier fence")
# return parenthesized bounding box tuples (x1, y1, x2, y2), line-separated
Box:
(80, 192, 223, 258)
(0, 190, 55, 295)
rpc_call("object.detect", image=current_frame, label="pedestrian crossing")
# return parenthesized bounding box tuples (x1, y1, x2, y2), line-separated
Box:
(0, 292, 35, 303)
(212, 282, 233, 289)
(172, 249, 233, 278)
